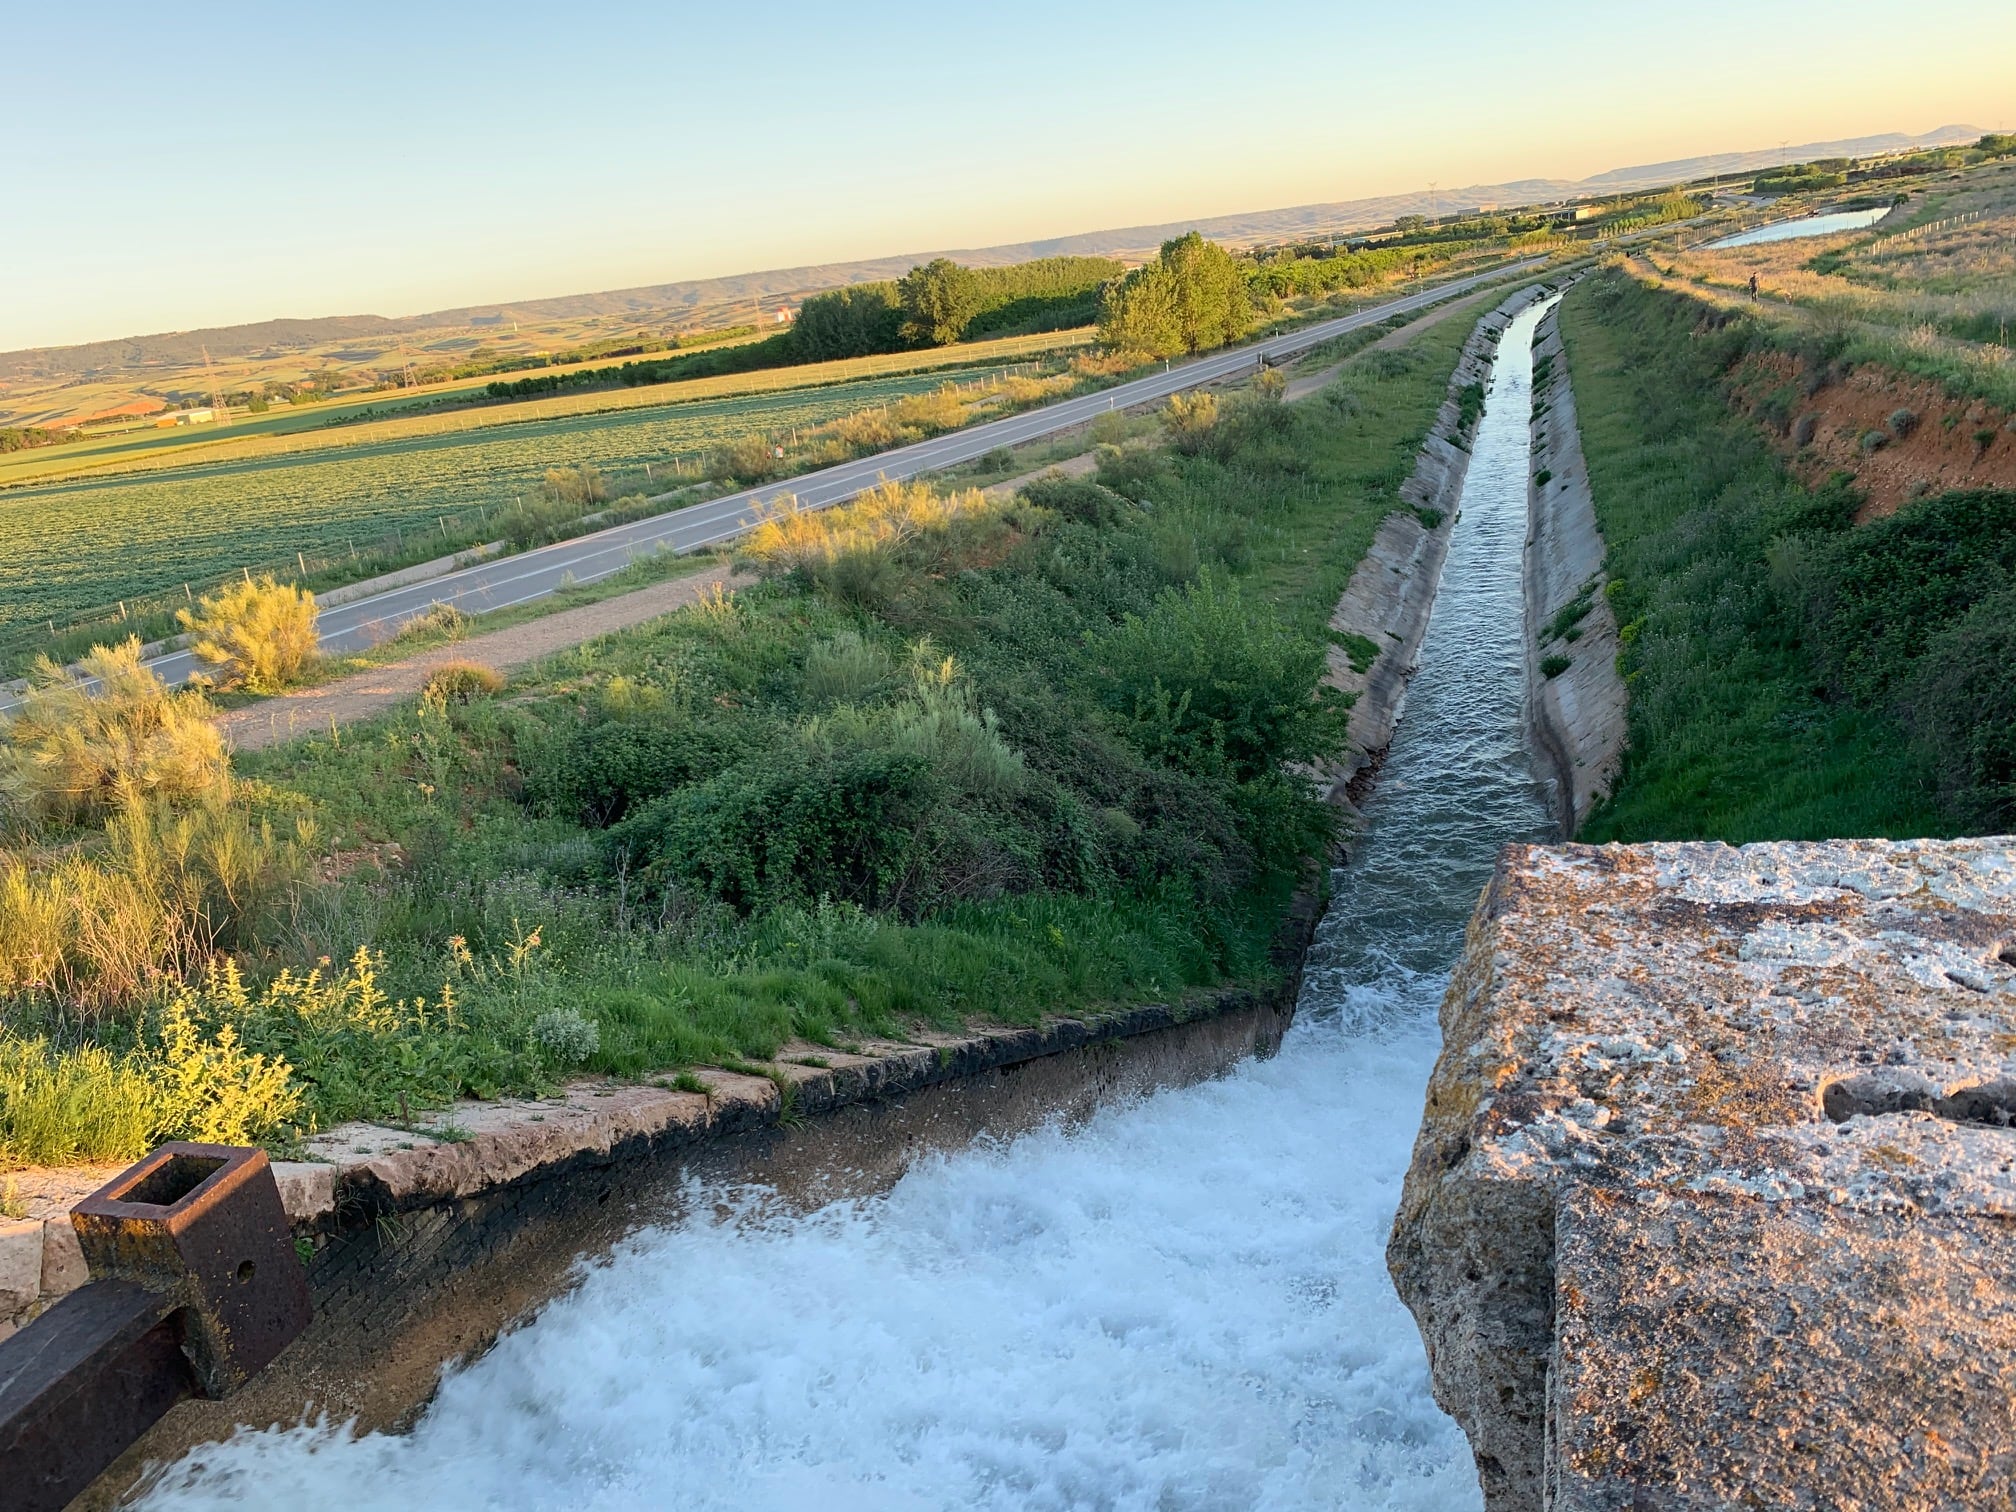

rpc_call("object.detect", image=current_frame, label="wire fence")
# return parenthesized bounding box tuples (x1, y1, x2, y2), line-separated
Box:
(1870, 210, 1989, 247)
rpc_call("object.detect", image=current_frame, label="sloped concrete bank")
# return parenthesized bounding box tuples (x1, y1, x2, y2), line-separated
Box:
(1316, 282, 1560, 812)
(1522, 287, 1625, 834)
(1389, 837, 2016, 1510)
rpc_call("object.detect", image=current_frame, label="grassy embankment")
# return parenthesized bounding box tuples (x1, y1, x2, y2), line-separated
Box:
(1564, 267, 2013, 842)
(1642, 155, 2016, 411)
(0, 310, 1480, 1168)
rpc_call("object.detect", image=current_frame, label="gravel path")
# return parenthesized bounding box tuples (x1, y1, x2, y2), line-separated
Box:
(220, 561, 750, 752)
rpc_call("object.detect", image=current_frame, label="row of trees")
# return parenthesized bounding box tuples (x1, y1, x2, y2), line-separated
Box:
(793, 255, 1122, 361)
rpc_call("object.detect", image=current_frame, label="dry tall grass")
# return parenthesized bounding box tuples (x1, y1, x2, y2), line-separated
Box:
(0, 796, 307, 1009)
(742, 480, 992, 574)
(0, 638, 225, 827)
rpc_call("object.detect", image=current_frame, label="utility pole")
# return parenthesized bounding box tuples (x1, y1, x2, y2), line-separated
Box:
(1429, 181, 1440, 222)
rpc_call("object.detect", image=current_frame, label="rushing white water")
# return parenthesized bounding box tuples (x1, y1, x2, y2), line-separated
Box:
(137, 299, 1559, 1512)
(1707, 207, 1888, 248)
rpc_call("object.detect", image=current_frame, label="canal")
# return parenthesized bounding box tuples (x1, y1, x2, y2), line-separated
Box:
(138, 295, 1562, 1512)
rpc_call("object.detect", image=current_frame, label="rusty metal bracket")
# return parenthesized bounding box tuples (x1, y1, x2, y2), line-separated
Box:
(0, 1143, 311, 1512)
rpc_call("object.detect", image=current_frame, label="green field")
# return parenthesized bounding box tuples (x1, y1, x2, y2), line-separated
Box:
(0, 366, 1031, 648)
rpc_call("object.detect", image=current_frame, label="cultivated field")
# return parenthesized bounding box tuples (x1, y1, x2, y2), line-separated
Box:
(0, 343, 1085, 652)
(0, 328, 1090, 491)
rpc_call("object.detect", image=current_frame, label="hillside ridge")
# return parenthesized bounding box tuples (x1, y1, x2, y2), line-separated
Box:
(2, 124, 1979, 384)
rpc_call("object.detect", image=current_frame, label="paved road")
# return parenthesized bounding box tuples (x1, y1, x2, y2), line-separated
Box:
(3, 260, 1543, 710)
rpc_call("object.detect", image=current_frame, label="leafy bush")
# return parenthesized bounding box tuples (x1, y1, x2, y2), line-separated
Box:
(1800, 490, 2016, 705)
(742, 480, 990, 575)
(0, 639, 226, 827)
(1540, 653, 1573, 679)
(397, 602, 472, 642)
(707, 433, 782, 485)
(1021, 476, 1133, 527)
(801, 630, 895, 703)
(530, 1008, 600, 1066)
(1889, 408, 1919, 438)
(179, 574, 319, 693)
(1089, 572, 1348, 782)
(1900, 589, 2016, 827)
(422, 661, 505, 706)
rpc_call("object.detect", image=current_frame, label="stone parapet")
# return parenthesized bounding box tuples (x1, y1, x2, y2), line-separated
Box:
(1389, 837, 2016, 1510)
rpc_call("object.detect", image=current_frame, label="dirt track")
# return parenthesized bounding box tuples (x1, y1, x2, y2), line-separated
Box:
(220, 562, 750, 752)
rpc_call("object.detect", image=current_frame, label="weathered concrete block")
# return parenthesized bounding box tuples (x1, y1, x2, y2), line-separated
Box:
(39, 1216, 89, 1298)
(1390, 837, 2016, 1510)
(0, 1217, 43, 1317)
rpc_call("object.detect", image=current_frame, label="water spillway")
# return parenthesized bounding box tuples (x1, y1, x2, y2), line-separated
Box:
(135, 298, 1561, 1512)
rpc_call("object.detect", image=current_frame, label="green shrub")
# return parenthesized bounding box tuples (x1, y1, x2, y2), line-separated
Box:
(1161, 390, 1220, 454)
(1022, 476, 1133, 526)
(1801, 490, 2016, 704)
(801, 630, 896, 704)
(1540, 654, 1573, 679)
(1090, 572, 1349, 783)
(1900, 589, 2016, 827)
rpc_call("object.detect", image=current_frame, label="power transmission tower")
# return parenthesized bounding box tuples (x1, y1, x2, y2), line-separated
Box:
(202, 346, 227, 426)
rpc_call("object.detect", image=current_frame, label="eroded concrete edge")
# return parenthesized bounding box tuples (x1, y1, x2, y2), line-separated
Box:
(65, 979, 1306, 1506)
(1523, 284, 1626, 834)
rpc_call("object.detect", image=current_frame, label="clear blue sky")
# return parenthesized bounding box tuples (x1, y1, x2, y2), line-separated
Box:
(9, 0, 2011, 351)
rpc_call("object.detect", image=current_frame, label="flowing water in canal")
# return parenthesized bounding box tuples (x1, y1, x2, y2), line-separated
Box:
(140, 297, 1560, 1512)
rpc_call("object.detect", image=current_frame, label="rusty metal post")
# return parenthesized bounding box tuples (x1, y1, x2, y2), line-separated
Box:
(0, 1144, 311, 1512)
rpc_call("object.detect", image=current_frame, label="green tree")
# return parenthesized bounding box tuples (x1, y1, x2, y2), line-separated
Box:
(791, 284, 905, 361)
(1098, 233, 1252, 359)
(898, 259, 983, 347)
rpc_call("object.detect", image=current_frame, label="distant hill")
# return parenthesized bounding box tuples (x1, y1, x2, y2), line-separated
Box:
(1, 123, 1981, 386)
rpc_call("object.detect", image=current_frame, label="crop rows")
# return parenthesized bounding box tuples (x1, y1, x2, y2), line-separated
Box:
(0, 369, 984, 641)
